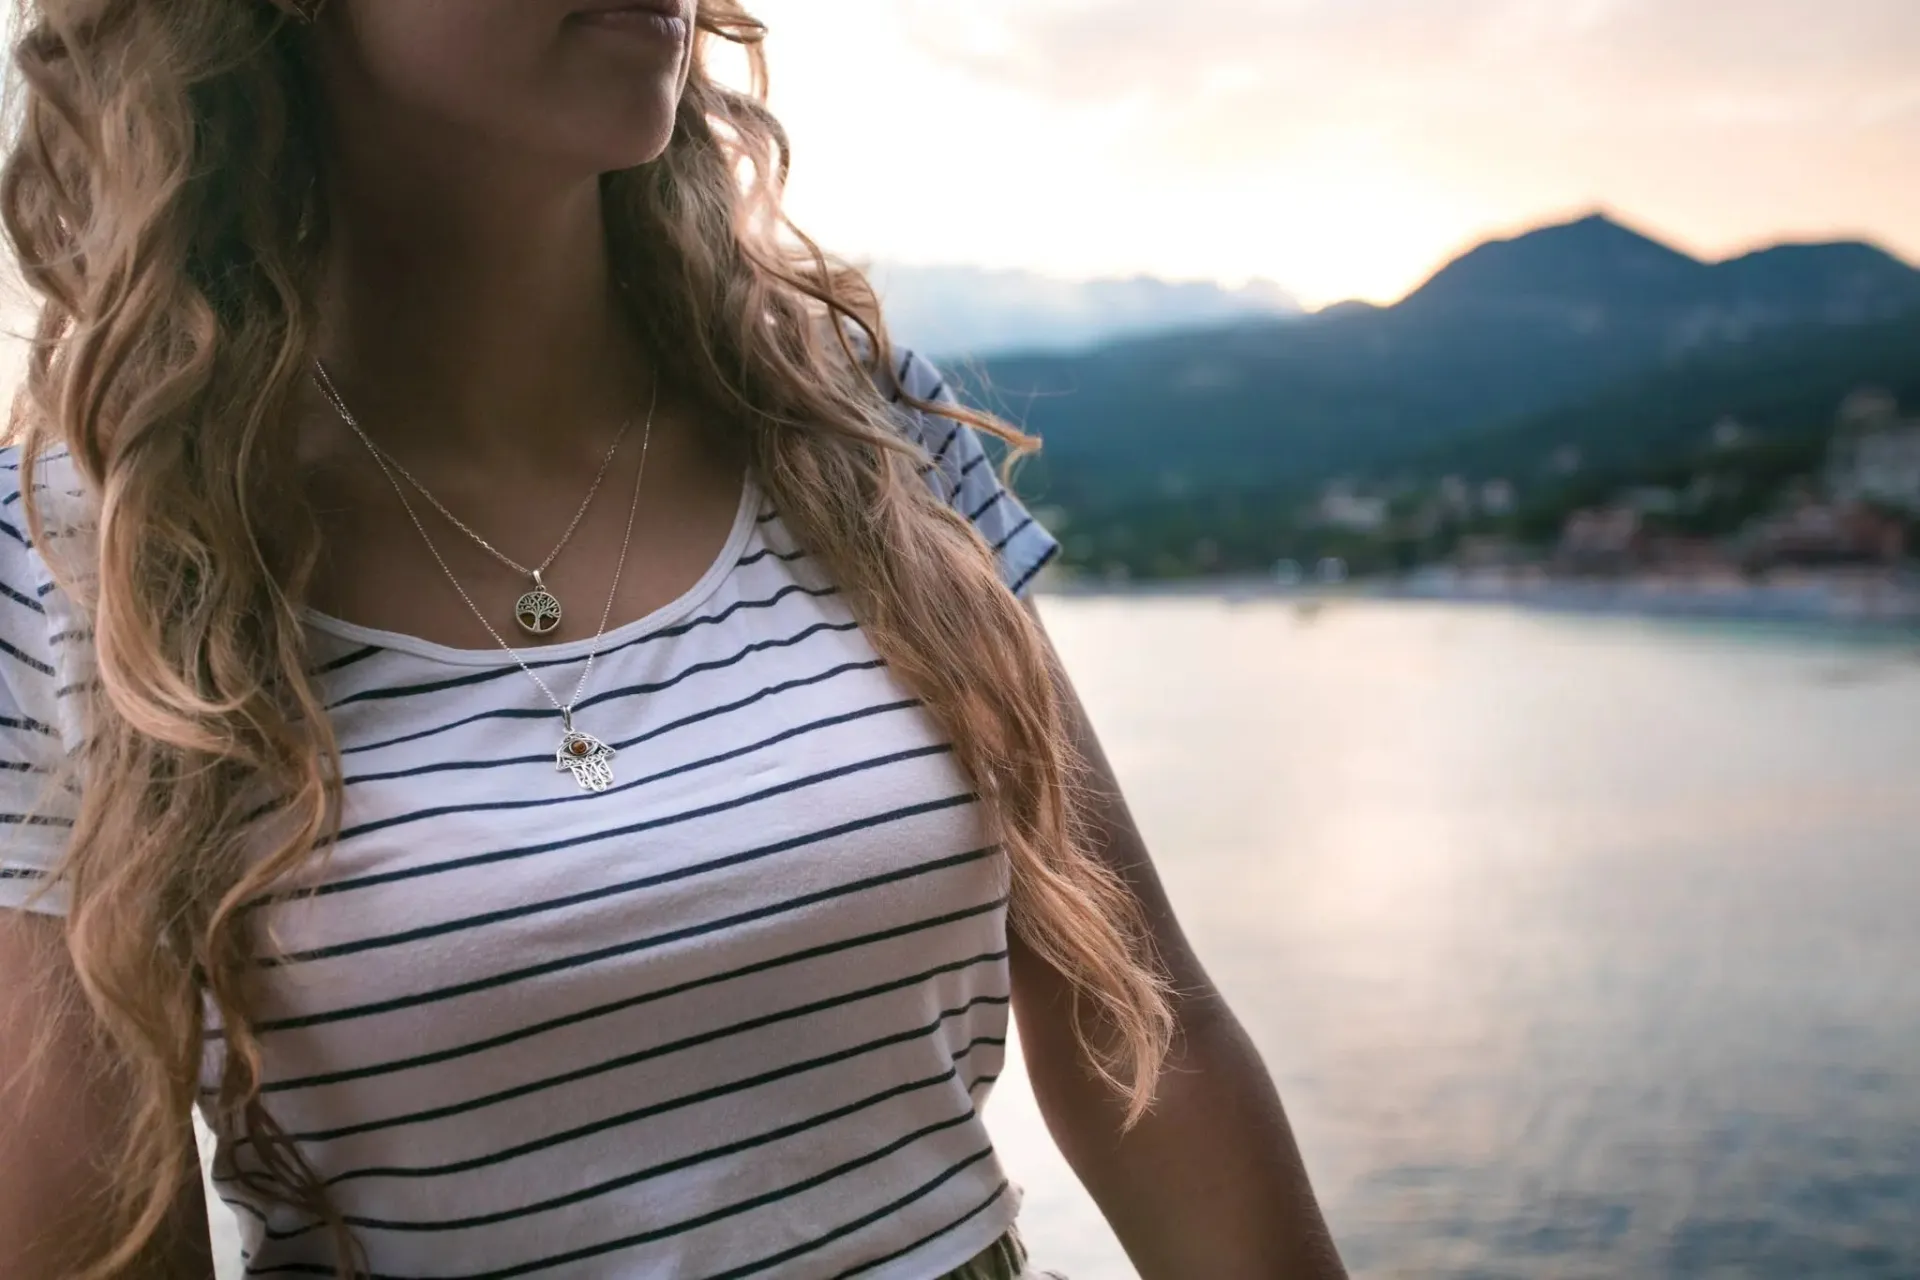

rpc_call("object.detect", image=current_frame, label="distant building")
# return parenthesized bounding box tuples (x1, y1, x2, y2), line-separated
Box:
(1479, 479, 1517, 516)
(1556, 506, 1644, 575)
(1742, 501, 1907, 569)
(1316, 484, 1390, 532)
(1829, 413, 1920, 515)
(1837, 388, 1901, 434)
(1645, 535, 1727, 574)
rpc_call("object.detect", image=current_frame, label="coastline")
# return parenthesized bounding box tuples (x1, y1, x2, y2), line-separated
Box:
(1040, 566, 1920, 631)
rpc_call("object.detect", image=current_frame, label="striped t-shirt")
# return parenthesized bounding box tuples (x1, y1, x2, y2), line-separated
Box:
(0, 352, 1062, 1279)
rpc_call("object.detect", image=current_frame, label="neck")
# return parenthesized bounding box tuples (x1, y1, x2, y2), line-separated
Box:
(312, 110, 644, 464)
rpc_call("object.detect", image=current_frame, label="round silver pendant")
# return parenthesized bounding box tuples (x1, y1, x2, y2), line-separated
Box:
(516, 588, 563, 636)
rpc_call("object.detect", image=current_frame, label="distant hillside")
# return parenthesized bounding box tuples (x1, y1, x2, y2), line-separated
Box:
(957, 213, 1920, 505)
(870, 263, 1300, 359)
(1419, 307, 1920, 483)
(1402, 213, 1707, 316)
(1400, 215, 1920, 338)
(1032, 306, 1920, 579)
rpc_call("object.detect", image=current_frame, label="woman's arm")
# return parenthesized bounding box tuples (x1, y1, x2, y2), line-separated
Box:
(1010, 601, 1347, 1280)
(0, 912, 215, 1279)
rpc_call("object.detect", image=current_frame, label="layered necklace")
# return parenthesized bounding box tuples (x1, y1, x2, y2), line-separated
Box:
(312, 360, 629, 637)
(312, 359, 657, 792)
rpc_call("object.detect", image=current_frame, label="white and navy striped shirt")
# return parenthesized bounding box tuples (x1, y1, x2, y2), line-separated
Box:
(0, 353, 1061, 1279)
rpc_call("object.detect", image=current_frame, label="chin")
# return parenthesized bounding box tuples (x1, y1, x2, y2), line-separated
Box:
(591, 124, 678, 174)
(548, 90, 683, 175)
(605, 132, 679, 175)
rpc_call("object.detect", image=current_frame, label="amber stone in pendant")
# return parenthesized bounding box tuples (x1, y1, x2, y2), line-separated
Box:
(569, 738, 591, 757)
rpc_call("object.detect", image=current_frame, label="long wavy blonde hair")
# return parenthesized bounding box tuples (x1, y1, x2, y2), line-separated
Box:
(0, 0, 1169, 1274)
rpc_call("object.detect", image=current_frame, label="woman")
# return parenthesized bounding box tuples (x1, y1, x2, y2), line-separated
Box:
(0, 2, 1345, 1277)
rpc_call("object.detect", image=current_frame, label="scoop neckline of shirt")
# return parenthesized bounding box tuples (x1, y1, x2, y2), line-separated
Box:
(300, 475, 762, 668)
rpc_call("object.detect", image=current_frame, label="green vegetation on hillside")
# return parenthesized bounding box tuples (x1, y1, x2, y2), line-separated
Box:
(958, 215, 1920, 519)
(1007, 308, 1920, 580)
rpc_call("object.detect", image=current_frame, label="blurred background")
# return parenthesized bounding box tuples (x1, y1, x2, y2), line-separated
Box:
(740, 2, 1920, 1276)
(5, 2, 1919, 1277)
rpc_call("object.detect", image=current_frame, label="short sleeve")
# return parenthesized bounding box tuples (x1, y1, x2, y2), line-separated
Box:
(890, 349, 1061, 597)
(0, 454, 81, 916)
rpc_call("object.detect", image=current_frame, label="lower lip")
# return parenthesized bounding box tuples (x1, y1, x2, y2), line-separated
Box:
(572, 9, 687, 40)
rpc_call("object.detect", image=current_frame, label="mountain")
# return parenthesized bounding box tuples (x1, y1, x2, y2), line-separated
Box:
(1711, 241, 1920, 325)
(1419, 307, 1920, 484)
(1400, 213, 1920, 337)
(1015, 306, 1920, 579)
(869, 263, 1301, 359)
(956, 213, 1920, 506)
(1401, 213, 1706, 316)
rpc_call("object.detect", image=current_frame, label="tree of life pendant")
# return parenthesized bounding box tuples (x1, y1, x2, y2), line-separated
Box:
(517, 570, 563, 636)
(557, 727, 616, 792)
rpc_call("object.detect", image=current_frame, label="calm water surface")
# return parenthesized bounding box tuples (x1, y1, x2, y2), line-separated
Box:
(206, 598, 1920, 1278)
(997, 597, 1920, 1279)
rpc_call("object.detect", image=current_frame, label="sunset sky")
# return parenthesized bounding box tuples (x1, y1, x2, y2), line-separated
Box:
(746, 0, 1920, 306)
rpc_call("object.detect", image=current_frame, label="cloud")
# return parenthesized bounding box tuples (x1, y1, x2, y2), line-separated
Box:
(903, 0, 1920, 126)
(758, 0, 1920, 303)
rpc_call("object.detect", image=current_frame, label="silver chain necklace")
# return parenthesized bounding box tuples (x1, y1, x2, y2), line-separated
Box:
(311, 359, 630, 637)
(314, 361, 658, 792)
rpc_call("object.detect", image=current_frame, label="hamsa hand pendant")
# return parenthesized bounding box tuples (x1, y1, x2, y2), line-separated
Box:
(557, 729, 617, 792)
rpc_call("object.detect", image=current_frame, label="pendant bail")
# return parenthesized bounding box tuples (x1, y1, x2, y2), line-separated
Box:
(561, 707, 574, 733)
(532, 567, 546, 590)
